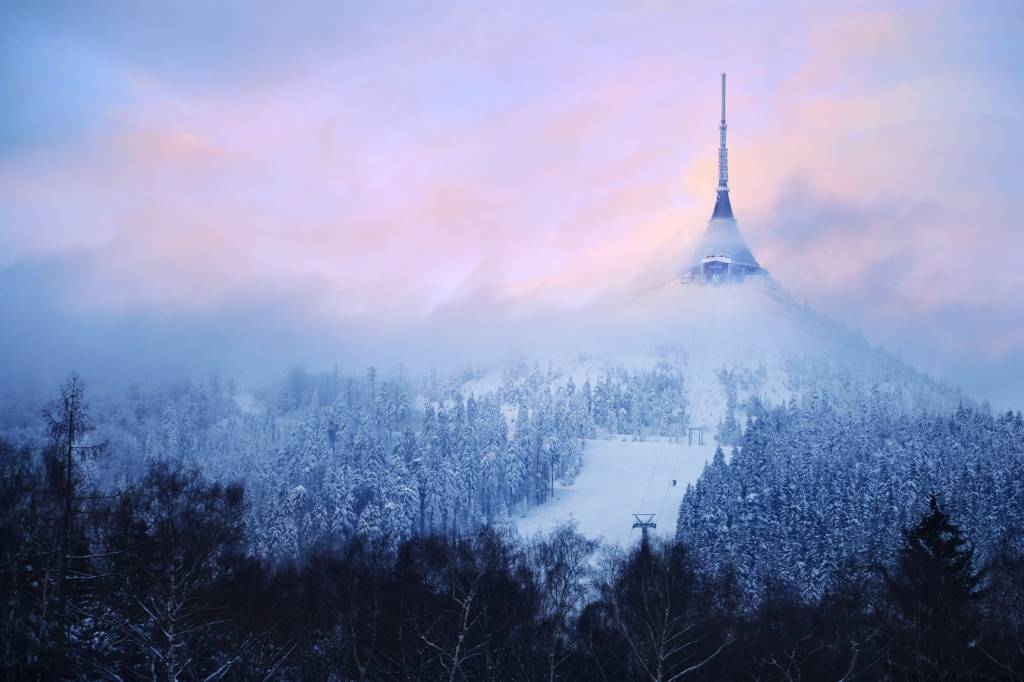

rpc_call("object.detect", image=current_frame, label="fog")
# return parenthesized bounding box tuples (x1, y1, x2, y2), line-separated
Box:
(2, 0, 1023, 409)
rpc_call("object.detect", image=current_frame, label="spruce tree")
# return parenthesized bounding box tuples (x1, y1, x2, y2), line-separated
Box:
(883, 494, 984, 680)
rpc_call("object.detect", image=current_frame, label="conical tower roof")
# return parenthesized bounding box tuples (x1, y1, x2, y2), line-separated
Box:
(689, 213, 760, 269)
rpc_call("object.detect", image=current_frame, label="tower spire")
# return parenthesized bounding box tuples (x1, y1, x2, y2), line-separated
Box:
(682, 72, 769, 285)
(718, 72, 728, 192)
(711, 73, 734, 220)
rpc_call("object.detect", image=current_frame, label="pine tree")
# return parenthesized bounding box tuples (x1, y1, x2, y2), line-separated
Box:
(883, 495, 984, 680)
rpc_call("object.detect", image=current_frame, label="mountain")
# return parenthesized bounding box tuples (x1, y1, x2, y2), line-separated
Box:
(508, 278, 963, 544)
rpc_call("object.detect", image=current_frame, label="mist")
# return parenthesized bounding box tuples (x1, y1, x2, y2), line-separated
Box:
(2, 0, 1023, 409)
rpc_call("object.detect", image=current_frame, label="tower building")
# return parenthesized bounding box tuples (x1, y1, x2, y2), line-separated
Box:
(682, 74, 768, 285)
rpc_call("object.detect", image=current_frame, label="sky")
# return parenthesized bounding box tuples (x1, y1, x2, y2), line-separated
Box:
(1, 1, 1023, 407)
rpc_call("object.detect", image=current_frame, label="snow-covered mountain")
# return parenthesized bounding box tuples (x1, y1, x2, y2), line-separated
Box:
(0, 276, 966, 555)
(506, 278, 963, 544)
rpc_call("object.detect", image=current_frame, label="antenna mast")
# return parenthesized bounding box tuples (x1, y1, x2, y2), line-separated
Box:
(718, 72, 728, 192)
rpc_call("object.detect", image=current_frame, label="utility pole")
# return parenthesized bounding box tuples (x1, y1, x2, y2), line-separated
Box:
(632, 514, 657, 544)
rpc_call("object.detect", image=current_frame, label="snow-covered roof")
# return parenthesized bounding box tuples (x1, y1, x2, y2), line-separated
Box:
(711, 188, 734, 220)
(687, 204, 762, 272)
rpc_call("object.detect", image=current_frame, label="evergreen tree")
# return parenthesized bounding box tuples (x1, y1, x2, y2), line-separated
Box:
(883, 495, 985, 680)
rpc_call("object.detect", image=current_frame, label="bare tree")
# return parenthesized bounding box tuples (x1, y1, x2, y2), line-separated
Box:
(43, 374, 99, 660)
(531, 522, 597, 682)
(600, 541, 733, 682)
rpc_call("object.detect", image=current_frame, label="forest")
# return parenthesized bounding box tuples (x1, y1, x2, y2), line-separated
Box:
(678, 395, 1024, 603)
(0, 361, 694, 558)
(2, 373, 1024, 680)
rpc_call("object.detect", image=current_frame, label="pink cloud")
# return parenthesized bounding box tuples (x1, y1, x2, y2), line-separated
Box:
(0, 0, 1021, 379)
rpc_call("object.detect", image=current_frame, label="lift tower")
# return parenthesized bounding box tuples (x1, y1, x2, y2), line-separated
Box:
(632, 514, 657, 544)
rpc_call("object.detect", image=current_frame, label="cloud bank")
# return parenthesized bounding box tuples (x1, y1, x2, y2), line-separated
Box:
(1, 1, 1022, 406)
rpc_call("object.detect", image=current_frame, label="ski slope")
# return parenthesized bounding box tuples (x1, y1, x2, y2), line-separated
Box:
(507, 285, 787, 547)
(516, 437, 717, 547)
(504, 281, 961, 548)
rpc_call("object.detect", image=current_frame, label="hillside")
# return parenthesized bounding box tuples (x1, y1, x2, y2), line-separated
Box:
(0, 280, 967, 555)
(511, 279, 963, 545)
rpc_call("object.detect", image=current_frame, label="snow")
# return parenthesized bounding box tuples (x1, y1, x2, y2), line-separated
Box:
(233, 391, 259, 414)
(462, 371, 503, 396)
(506, 285, 798, 549)
(510, 281, 959, 548)
(516, 437, 717, 547)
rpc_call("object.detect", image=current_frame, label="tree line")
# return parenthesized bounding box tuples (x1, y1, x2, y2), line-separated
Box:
(3, 376, 1024, 679)
(678, 395, 1024, 604)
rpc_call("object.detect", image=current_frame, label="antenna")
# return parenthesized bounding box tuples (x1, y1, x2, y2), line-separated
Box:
(632, 513, 657, 544)
(721, 72, 726, 122)
(718, 73, 729, 192)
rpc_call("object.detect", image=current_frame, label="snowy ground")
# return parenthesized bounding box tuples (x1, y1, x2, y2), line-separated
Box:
(507, 286, 790, 547)
(508, 281, 959, 548)
(516, 437, 717, 547)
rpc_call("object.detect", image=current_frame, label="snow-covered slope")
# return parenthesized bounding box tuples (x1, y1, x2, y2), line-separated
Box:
(516, 438, 716, 545)
(507, 280, 962, 546)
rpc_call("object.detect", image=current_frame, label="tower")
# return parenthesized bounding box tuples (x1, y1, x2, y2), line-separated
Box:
(682, 73, 767, 285)
(714, 71, 732, 219)
(632, 514, 657, 544)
